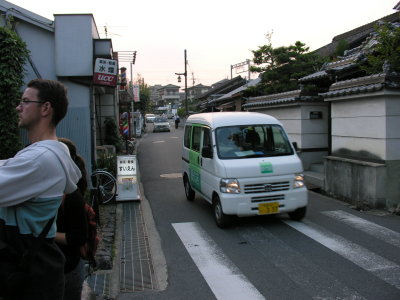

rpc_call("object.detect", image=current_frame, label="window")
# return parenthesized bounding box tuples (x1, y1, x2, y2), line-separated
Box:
(184, 125, 191, 148)
(216, 124, 293, 159)
(203, 127, 211, 149)
(192, 126, 202, 152)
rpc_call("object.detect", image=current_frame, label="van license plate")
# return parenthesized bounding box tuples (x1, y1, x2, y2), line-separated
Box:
(258, 202, 279, 215)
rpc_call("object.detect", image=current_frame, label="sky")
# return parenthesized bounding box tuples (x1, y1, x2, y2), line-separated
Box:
(6, 0, 399, 88)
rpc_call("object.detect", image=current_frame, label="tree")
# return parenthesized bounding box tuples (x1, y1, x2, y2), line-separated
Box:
(0, 19, 29, 159)
(246, 36, 326, 96)
(335, 39, 350, 58)
(362, 22, 400, 74)
(133, 74, 151, 113)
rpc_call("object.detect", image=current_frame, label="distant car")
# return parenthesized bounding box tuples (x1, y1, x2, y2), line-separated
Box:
(166, 112, 174, 119)
(145, 114, 156, 123)
(153, 116, 170, 132)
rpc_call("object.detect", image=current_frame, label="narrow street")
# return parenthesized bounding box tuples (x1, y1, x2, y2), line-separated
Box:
(88, 122, 400, 300)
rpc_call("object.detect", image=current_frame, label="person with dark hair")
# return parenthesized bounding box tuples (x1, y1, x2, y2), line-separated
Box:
(56, 137, 88, 300)
(58, 137, 88, 194)
(0, 79, 81, 300)
(245, 126, 260, 148)
(25, 78, 69, 126)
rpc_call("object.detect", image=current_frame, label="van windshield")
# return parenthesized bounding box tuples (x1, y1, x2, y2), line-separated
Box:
(215, 124, 294, 159)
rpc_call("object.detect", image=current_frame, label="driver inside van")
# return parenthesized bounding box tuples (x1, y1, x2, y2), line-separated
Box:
(217, 128, 242, 157)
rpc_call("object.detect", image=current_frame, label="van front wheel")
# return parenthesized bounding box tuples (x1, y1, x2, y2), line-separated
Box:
(184, 176, 195, 201)
(213, 196, 232, 228)
(288, 207, 307, 221)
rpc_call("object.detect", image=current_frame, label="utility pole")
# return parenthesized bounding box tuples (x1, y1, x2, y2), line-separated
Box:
(184, 49, 188, 116)
(175, 49, 188, 116)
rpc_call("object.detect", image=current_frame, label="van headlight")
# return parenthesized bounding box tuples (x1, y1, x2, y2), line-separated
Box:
(293, 173, 305, 189)
(220, 179, 240, 194)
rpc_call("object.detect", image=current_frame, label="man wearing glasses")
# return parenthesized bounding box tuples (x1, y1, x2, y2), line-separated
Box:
(0, 79, 81, 300)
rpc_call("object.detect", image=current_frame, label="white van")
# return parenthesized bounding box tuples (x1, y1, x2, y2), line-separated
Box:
(182, 112, 307, 227)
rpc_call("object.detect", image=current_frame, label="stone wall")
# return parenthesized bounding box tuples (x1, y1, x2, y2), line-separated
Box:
(325, 156, 386, 209)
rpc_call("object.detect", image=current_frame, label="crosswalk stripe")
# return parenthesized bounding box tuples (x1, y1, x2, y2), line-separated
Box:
(172, 222, 265, 300)
(240, 226, 365, 299)
(284, 220, 400, 290)
(322, 210, 400, 248)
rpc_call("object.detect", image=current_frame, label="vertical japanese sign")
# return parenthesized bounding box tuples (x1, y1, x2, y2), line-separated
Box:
(93, 58, 118, 87)
(133, 85, 140, 102)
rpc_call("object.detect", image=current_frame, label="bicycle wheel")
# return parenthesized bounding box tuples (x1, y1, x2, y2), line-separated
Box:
(91, 170, 117, 204)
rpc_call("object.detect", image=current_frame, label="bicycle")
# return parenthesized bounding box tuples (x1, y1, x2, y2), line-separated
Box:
(90, 169, 117, 225)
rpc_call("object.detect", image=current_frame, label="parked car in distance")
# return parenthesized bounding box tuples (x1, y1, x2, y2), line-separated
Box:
(153, 116, 171, 132)
(145, 113, 156, 123)
(167, 112, 175, 119)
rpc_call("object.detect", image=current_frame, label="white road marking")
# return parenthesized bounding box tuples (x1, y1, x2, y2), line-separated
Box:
(240, 227, 365, 299)
(159, 173, 182, 178)
(284, 220, 400, 289)
(322, 210, 400, 248)
(172, 222, 265, 300)
(152, 140, 165, 143)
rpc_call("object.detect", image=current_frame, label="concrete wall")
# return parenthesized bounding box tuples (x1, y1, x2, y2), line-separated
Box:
(250, 102, 329, 169)
(325, 89, 400, 210)
(58, 81, 92, 173)
(325, 156, 386, 209)
(16, 22, 56, 81)
(55, 14, 99, 76)
(330, 90, 400, 161)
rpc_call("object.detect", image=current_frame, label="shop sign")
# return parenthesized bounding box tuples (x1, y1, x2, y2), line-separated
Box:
(93, 58, 117, 87)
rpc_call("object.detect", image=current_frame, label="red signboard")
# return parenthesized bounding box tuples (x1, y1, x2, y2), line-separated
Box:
(93, 58, 117, 87)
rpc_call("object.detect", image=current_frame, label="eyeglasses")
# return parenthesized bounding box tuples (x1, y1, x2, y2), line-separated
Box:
(18, 100, 46, 106)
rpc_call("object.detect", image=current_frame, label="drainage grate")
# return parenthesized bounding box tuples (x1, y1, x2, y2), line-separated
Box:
(119, 202, 156, 292)
(86, 271, 112, 297)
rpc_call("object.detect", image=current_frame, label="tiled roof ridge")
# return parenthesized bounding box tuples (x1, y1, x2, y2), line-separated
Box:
(320, 72, 400, 99)
(320, 83, 385, 98)
(332, 12, 399, 43)
(326, 53, 363, 69)
(243, 94, 321, 108)
(248, 89, 302, 102)
(328, 72, 399, 91)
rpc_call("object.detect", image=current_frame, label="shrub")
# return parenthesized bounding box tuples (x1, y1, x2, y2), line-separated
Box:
(104, 116, 123, 153)
(0, 20, 29, 158)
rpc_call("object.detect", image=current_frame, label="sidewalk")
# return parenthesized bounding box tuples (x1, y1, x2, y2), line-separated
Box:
(82, 134, 166, 300)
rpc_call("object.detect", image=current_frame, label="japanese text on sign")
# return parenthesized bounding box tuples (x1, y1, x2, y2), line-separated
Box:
(93, 58, 118, 87)
(95, 59, 117, 75)
(117, 156, 137, 176)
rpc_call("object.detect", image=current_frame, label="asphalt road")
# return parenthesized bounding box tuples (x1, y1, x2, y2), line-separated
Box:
(117, 121, 400, 300)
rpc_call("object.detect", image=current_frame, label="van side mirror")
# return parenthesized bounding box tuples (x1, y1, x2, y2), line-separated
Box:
(292, 142, 298, 151)
(202, 146, 213, 159)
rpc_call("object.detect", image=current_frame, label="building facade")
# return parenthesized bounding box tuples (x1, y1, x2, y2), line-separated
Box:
(0, 0, 117, 173)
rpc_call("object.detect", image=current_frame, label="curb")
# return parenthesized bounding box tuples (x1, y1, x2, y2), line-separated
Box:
(134, 129, 168, 291)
